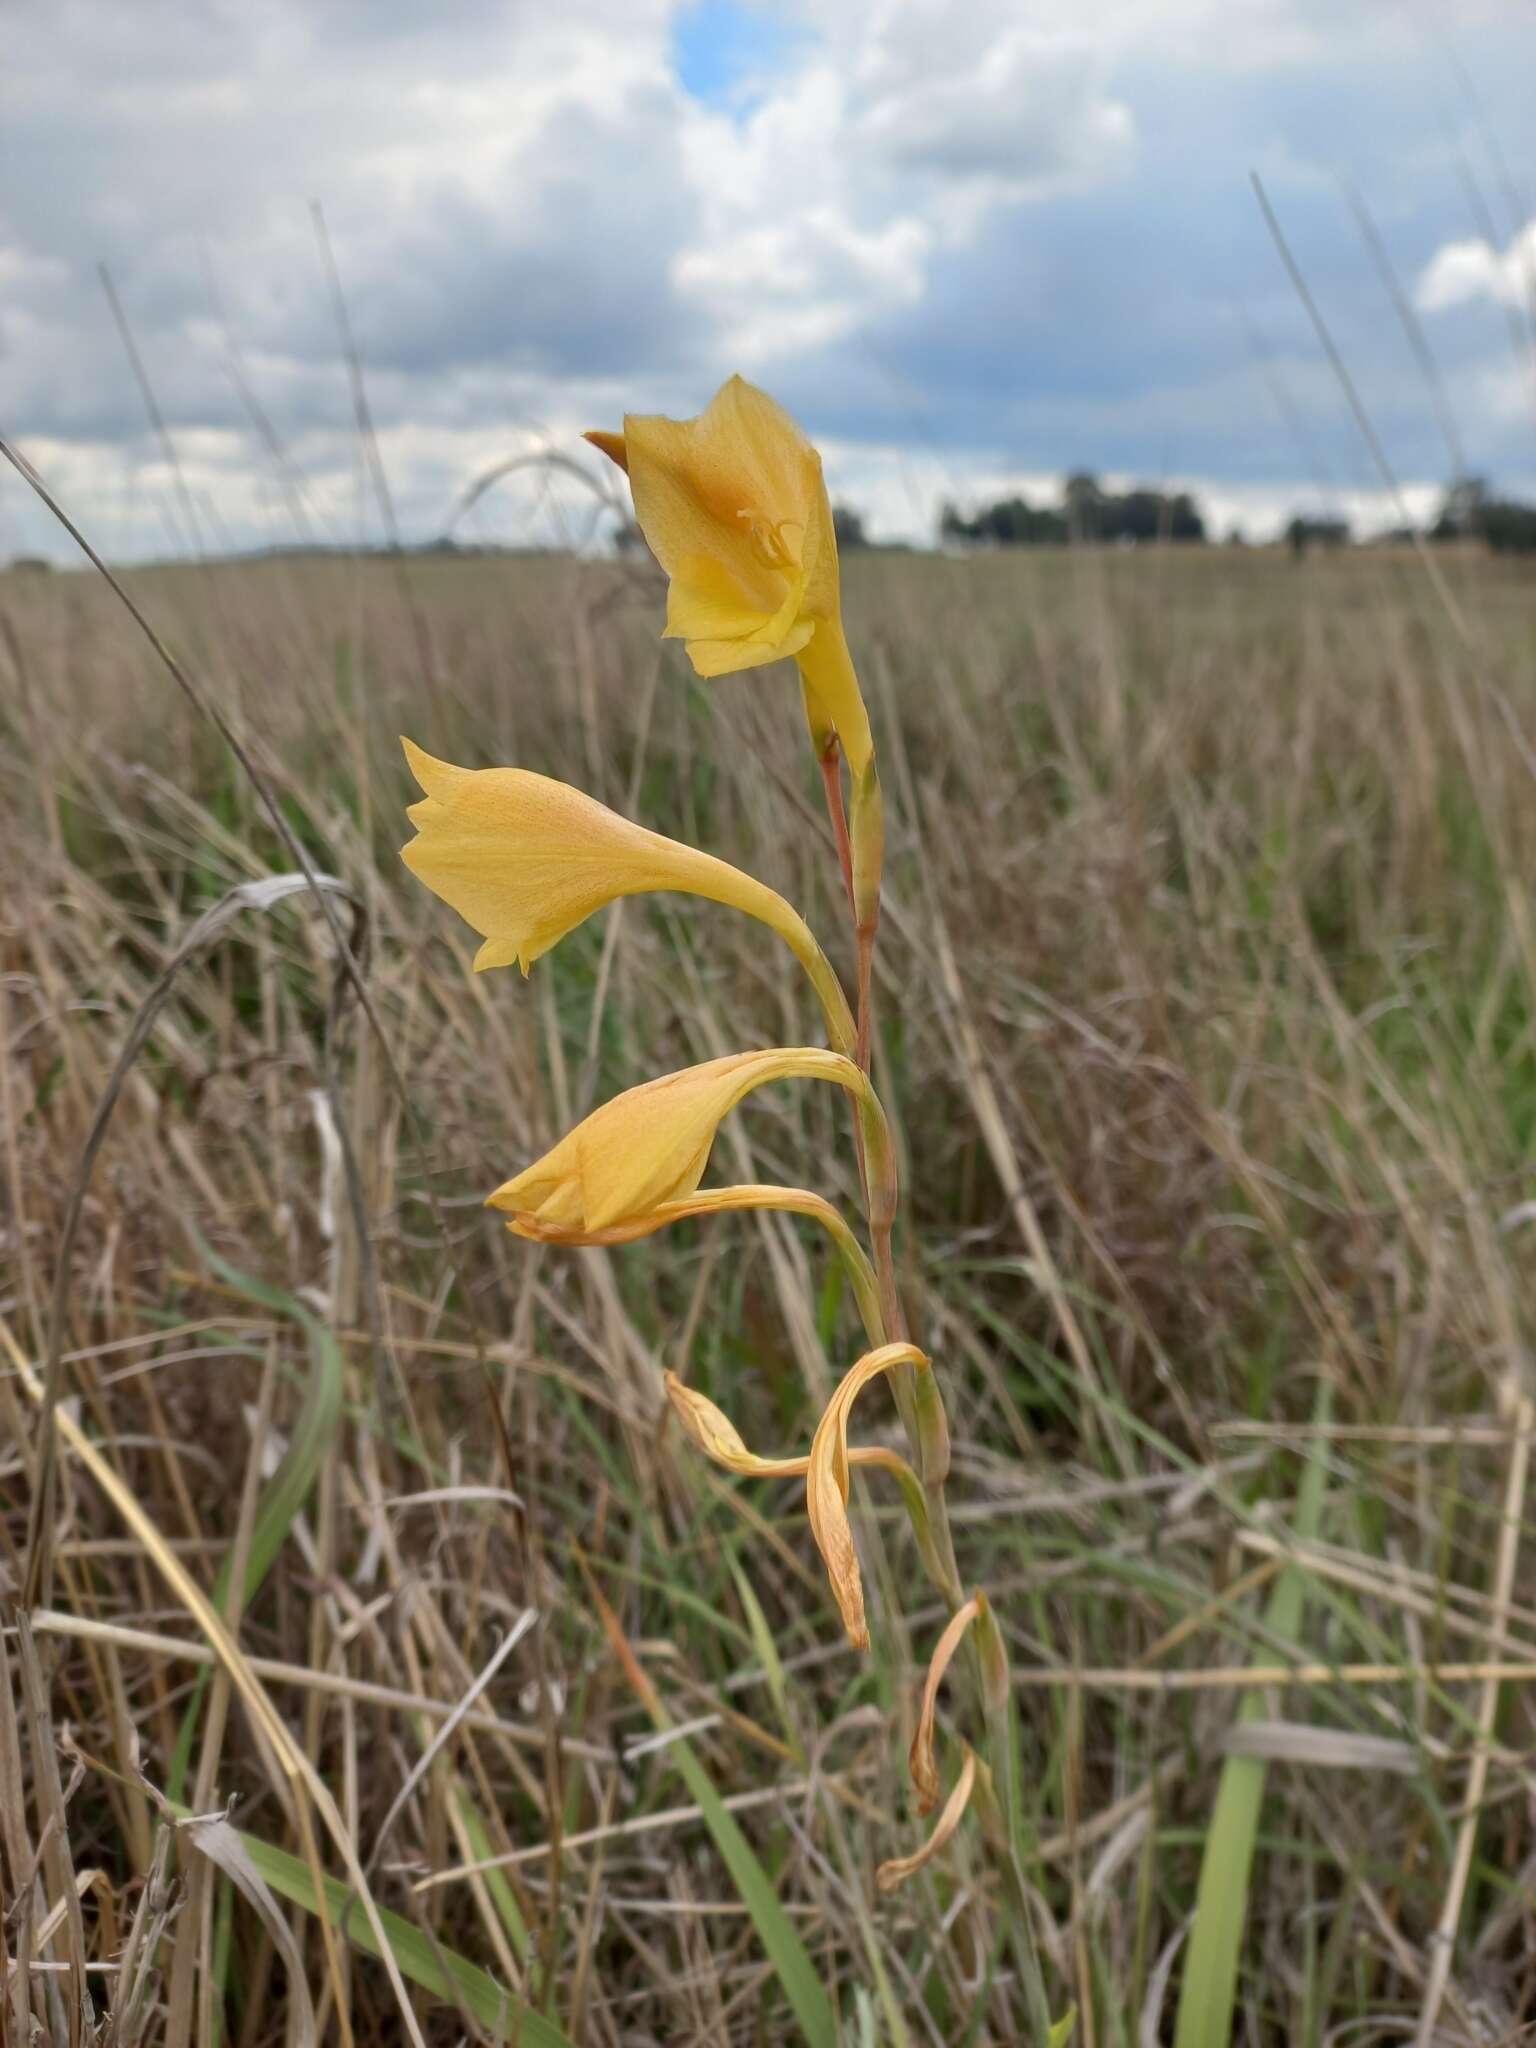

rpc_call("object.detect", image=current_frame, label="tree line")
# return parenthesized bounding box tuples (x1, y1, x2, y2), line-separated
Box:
(938, 472, 1206, 546)
(894, 472, 1536, 554)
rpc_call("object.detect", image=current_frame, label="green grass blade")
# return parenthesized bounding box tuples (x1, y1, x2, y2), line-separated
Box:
(589, 1568, 838, 2047)
(217, 1821, 575, 2047)
(1173, 1388, 1332, 2048)
(166, 1244, 345, 1805)
(194, 1245, 346, 1601)
(729, 1559, 800, 1757)
(664, 1733, 839, 2047)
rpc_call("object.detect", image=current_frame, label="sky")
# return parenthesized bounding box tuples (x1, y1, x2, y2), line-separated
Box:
(3, 0, 1534, 561)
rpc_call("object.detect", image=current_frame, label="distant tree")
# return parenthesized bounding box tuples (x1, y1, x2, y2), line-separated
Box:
(832, 504, 869, 549)
(6, 556, 51, 573)
(1286, 515, 1350, 558)
(1483, 499, 1536, 552)
(1432, 475, 1488, 540)
(1226, 525, 1248, 547)
(940, 496, 1067, 545)
(1063, 472, 1103, 541)
(1167, 492, 1207, 542)
(1431, 477, 1536, 552)
(942, 475, 1207, 549)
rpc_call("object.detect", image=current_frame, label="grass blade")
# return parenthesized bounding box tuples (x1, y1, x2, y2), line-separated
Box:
(165, 1244, 345, 1806)
(210, 1820, 575, 2047)
(1173, 1388, 1332, 2048)
(585, 1557, 839, 2048)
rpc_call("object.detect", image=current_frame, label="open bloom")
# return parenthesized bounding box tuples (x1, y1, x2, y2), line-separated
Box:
(488, 1048, 876, 1240)
(399, 740, 853, 1048)
(805, 1342, 930, 1650)
(587, 376, 873, 774)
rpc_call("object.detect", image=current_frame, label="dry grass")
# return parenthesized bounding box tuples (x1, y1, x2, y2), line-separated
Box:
(3, 537, 1536, 2042)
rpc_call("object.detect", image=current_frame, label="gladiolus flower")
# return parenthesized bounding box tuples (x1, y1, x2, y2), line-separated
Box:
(663, 1372, 912, 1486)
(805, 1342, 929, 1650)
(585, 376, 874, 775)
(516, 1181, 885, 1340)
(399, 739, 855, 1053)
(875, 1748, 977, 1894)
(909, 1594, 982, 1814)
(488, 1048, 882, 1240)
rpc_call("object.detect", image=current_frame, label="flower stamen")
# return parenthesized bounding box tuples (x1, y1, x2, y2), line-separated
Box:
(737, 508, 804, 573)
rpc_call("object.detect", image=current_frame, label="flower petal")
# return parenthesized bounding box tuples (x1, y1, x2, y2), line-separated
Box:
(399, 741, 850, 1049)
(805, 1342, 929, 1650)
(875, 1748, 977, 1894)
(664, 1373, 808, 1479)
(584, 428, 629, 474)
(910, 1595, 982, 1814)
(684, 620, 815, 679)
(487, 1049, 871, 1240)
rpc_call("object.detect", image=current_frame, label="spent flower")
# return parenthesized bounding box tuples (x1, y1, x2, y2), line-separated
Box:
(805, 1342, 930, 1650)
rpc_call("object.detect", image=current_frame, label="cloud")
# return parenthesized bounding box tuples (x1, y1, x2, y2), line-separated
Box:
(671, 6, 1136, 368)
(855, 25, 1134, 201)
(1417, 221, 1536, 312)
(2, 0, 1533, 562)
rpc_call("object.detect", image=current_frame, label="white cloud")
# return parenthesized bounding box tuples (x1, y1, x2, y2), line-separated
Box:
(670, 6, 1135, 370)
(855, 26, 1134, 198)
(1416, 221, 1536, 313)
(2, 0, 1533, 561)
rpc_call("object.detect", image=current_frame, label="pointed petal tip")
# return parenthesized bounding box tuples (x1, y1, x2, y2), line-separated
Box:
(584, 429, 629, 475)
(400, 736, 463, 802)
(399, 734, 433, 780)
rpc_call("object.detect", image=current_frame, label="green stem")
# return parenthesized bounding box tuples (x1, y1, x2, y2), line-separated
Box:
(828, 720, 1053, 2026)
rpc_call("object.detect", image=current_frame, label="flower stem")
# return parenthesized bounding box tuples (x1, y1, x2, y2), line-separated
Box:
(823, 688, 1049, 2016)
(818, 739, 856, 917)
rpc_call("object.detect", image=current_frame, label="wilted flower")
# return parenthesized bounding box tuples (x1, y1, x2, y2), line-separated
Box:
(399, 739, 855, 1051)
(663, 1372, 913, 1486)
(805, 1342, 930, 1650)
(488, 1048, 879, 1241)
(909, 1594, 983, 1814)
(875, 1748, 978, 1894)
(586, 376, 873, 774)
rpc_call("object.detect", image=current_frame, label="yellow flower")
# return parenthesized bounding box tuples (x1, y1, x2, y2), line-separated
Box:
(516, 1181, 884, 1339)
(399, 739, 854, 1052)
(805, 1341, 929, 1650)
(488, 1048, 877, 1239)
(586, 376, 873, 774)
(663, 1372, 912, 1485)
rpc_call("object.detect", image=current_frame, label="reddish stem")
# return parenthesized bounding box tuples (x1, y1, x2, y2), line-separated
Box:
(855, 923, 875, 1076)
(819, 742, 856, 916)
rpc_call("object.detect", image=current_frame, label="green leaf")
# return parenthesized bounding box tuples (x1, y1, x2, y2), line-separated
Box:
(589, 1568, 837, 2047)
(167, 1243, 344, 1805)
(217, 1821, 576, 2047)
(729, 1559, 799, 1758)
(664, 1733, 839, 2048)
(1173, 1387, 1332, 2048)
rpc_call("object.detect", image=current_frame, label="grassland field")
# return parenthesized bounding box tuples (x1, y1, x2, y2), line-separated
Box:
(3, 539, 1536, 2043)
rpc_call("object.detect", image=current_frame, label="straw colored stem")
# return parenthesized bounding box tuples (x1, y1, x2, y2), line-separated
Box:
(1414, 1388, 1534, 2045)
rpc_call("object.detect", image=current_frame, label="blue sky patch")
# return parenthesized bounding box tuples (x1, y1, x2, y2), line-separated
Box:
(671, 0, 807, 111)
